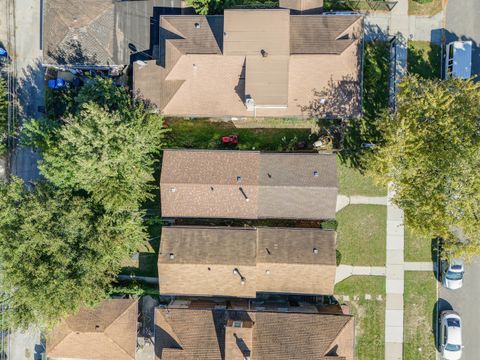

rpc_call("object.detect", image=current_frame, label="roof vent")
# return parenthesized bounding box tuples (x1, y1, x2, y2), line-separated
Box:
(170, 187, 176, 193)
(237, 176, 242, 183)
(313, 170, 319, 177)
(239, 187, 249, 202)
(169, 253, 175, 260)
(265, 270, 270, 275)
(194, 22, 200, 29)
(261, 49, 268, 57)
(313, 248, 318, 254)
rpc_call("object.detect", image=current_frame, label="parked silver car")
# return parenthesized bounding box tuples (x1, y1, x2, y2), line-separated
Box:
(442, 259, 465, 290)
(440, 310, 463, 360)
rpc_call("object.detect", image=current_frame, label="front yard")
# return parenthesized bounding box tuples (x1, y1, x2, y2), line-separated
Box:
(335, 276, 386, 360)
(408, 0, 443, 16)
(408, 41, 442, 79)
(403, 271, 437, 360)
(337, 157, 387, 197)
(336, 205, 387, 266)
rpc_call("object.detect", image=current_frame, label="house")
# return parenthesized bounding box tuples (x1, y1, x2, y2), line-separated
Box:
(134, 9, 363, 118)
(46, 299, 138, 360)
(160, 150, 338, 220)
(43, 0, 191, 69)
(158, 226, 337, 297)
(154, 300, 354, 360)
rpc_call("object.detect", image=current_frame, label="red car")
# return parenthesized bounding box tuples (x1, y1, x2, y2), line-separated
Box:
(222, 135, 238, 144)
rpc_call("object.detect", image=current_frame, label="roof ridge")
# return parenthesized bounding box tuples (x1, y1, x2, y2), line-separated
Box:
(322, 316, 353, 357)
(104, 299, 137, 334)
(101, 332, 136, 359)
(46, 323, 74, 356)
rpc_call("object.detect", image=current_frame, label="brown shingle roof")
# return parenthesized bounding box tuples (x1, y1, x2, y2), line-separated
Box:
(158, 226, 336, 297)
(290, 15, 362, 54)
(46, 299, 138, 360)
(154, 306, 354, 360)
(160, 150, 338, 220)
(134, 10, 363, 117)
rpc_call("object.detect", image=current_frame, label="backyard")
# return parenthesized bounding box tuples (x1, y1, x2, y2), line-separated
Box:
(403, 271, 437, 360)
(335, 276, 386, 360)
(336, 205, 387, 266)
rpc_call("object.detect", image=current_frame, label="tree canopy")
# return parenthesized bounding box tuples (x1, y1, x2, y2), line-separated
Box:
(368, 75, 480, 258)
(24, 78, 167, 211)
(0, 178, 146, 329)
(1, 78, 166, 329)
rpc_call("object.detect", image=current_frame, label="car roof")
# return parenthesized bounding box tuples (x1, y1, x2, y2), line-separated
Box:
(447, 325, 462, 345)
(450, 258, 464, 271)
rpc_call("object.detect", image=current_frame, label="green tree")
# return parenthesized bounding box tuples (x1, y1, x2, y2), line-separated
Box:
(0, 178, 146, 329)
(24, 79, 167, 211)
(368, 75, 480, 259)
(187, 0, 222, 14)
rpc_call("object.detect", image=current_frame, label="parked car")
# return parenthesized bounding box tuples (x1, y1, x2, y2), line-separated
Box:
(0, 47, 7, 57)
(442, 259, 465, 290)
(440, 310, 463, 360)
(445, 41, 472, 79)
(222, 135, 238, 144)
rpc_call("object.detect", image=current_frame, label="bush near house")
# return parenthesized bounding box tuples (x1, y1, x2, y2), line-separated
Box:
(408, 41, 442, 79)
(0, 77, 8, 155)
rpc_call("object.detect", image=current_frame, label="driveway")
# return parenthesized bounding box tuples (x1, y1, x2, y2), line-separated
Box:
(437, 259, 480, 360)
(445, 0, 480, 77)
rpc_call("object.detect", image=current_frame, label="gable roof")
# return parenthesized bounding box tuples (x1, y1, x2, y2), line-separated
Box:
(154, 306, 354, 360)
(46, 299, 138, 360)
(158, 226, 337, 297)
(134, 10, 363, 117)
(160, 150, 338, 220)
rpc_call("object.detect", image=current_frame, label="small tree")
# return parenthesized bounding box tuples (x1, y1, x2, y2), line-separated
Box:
(0, 178, 147, 329)
(368, 75, 480, 259)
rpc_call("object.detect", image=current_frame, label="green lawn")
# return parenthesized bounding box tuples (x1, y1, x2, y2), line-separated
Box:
(324, 0, 393, 11)
(408, 0, 443, 16)
(408, 41, 442, 79)
(404, 271, 437, 360)
(337, 156, 387, 196)
(166, 118, 313, 151)
(335, 276, 386, 360)
(337, 205, 387, 266)
(404, 223, 436, 262)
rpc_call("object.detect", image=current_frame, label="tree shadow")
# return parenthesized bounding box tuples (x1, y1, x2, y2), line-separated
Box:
(16, 59, 45, 119)
(433, 298, 453, 351)
(47, 40, 99, 66)
(407, 41, 442, 79)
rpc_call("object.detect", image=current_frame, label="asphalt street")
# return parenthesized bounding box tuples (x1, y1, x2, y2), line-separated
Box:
(438, 2, 480, 360)
(445, 0, 480, 77)
(438, 259, 480, 360)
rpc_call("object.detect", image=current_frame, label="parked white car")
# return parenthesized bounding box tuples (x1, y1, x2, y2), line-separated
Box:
(440, 311, 463, 360)
(442, 259, 465, 290)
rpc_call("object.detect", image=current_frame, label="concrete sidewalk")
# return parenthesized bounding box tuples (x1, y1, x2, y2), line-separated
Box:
(385, 189, 405, 360)
(335, 265, 386, 283)
(336, 195, 388, 212)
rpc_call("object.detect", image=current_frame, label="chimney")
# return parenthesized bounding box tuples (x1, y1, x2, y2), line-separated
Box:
(261, 49, 268, 57)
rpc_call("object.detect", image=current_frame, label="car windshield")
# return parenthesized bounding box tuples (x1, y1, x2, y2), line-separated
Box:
(446, 270, 464, 281)
(445, 343, 461, 352)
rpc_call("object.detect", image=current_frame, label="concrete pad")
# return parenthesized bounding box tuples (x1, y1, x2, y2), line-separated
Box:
(387, 265, 405, 280)
(385, 326, 404, 343)
(386, 279, 404, 294)
(385, 342, 403, 360)
(336, 195, 350, 212)
(386, 294, 404, 310)
(386, 309, 404, 327)
(387, 206, 404, 220)
(387, 250, 404, 265)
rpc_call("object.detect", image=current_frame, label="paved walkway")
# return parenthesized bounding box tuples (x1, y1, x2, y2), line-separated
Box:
(336, 195, 388, 212)
(385, 189, 405, 360)
(335, 265, 386, 283)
